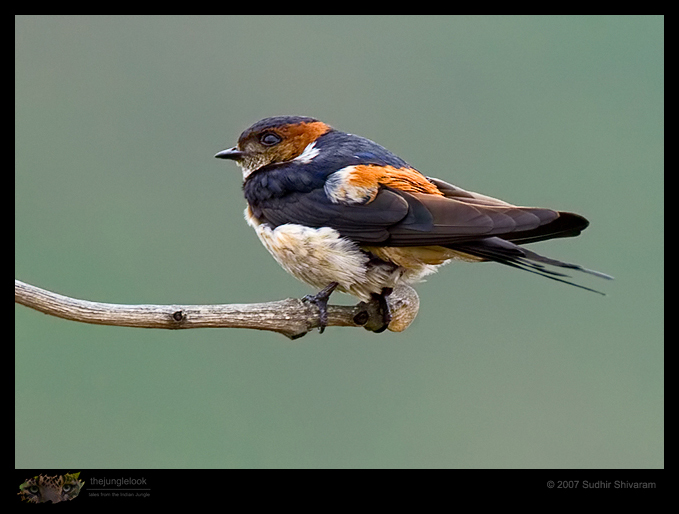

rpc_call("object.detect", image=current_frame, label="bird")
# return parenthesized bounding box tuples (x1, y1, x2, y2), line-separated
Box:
(215, 115, 611, 333)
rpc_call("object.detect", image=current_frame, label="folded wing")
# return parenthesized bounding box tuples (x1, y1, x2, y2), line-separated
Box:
(253, 174, 611, 291)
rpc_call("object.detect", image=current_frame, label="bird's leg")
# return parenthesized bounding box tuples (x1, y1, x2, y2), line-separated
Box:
(370, 287, 394, 333)
(302, 282, 339, 333)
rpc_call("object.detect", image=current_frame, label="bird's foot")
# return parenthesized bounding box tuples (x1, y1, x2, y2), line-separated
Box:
(302, 282, 339, 333)
(370, 287, 393, 333)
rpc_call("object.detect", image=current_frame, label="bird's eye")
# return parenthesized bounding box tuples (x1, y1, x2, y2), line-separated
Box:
(259, 132, 282, 146)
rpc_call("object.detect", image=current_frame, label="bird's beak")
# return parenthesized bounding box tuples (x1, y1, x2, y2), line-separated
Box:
(214, 146, 245, 161)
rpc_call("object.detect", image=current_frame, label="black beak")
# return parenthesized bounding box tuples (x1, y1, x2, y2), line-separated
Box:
(214, 146, 245, 160)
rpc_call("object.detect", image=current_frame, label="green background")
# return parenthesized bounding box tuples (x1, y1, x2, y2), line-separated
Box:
(16, 15, 663, 468)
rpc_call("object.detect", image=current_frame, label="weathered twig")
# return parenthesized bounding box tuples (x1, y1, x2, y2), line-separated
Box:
(14, 279, 419, 339)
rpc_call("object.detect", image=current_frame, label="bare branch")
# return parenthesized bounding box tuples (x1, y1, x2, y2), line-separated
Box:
(15, 279, 419, 339)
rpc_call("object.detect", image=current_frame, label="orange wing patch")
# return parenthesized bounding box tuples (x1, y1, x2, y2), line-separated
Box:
(325, 164, 444, 205)
(348, 165, 444, 197)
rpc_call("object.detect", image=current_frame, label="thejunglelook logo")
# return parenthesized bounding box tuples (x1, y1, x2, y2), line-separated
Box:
(18, 472, 84, 503)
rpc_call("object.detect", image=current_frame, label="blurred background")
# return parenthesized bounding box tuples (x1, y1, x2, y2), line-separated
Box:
(16, 15, 663, 468)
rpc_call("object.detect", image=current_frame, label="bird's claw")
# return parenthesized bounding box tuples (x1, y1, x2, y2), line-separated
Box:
(370, 287, 393, 333)
(302, 282, 338, 333)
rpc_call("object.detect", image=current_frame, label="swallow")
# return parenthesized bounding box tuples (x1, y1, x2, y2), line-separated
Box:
(215, 116, 612, 333)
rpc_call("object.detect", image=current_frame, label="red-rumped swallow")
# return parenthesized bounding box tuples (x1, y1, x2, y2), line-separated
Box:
(216, 116, 611, 332)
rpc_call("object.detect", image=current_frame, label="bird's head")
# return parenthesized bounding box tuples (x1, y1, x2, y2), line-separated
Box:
(215, 116, 332, 178)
